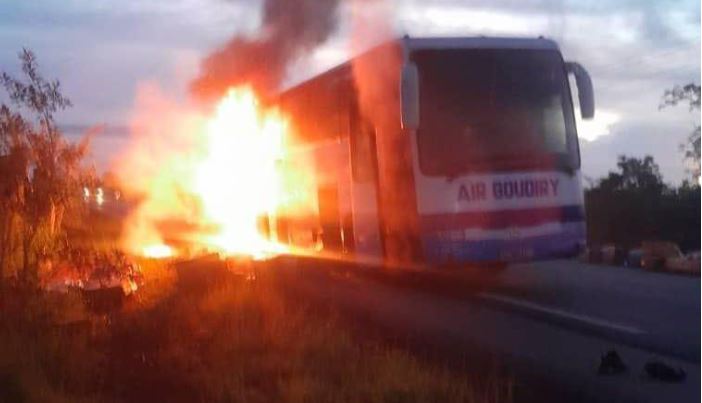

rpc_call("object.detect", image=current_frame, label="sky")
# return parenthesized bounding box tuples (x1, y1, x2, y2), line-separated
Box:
(0, 0, 700, 184)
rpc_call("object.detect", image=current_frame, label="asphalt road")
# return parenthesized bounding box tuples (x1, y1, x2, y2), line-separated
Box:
(274, 258, 700, 403)
(480, 261, 700, 363)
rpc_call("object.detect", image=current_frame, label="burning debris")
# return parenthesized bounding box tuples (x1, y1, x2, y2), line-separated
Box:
(39, 247, 143, 295)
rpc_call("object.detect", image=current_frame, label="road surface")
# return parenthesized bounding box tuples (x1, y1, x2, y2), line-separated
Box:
(274, 258, 700, 403)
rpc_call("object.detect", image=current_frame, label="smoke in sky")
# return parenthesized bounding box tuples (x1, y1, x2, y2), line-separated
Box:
(190, 0, 342, 101)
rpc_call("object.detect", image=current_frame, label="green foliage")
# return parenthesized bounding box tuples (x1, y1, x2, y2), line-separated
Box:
(661, 83, 701, 180)
(0, 49, 93, 286)
(586, 155, 700, 251)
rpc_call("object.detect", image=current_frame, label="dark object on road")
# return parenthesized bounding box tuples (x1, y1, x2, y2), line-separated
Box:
(644, 360, 686, 382)
(598, 350, 627, 375)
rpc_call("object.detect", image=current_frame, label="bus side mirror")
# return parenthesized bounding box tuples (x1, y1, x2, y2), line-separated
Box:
(566, 62, 594, 119)
(400, 62, 420, 130)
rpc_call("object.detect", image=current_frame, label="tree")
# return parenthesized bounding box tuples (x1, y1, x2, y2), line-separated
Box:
(597, 155, 664, 192)
(586, 155, 668, 249)
(660, 83, 701, 180)
(0, 49, 92, 285)
(585, 155, 699, 251)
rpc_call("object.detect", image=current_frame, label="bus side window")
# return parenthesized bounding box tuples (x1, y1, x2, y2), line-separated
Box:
(349, 106, 377, 183)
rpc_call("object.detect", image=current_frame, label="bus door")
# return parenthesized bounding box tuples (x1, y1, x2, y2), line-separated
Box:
(313, 141, 354, 255)
(317, 184, 343, 252)
(349, 110, 384, 262)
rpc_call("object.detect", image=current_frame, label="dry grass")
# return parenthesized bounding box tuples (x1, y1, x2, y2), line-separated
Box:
(0, 260, 511, 403)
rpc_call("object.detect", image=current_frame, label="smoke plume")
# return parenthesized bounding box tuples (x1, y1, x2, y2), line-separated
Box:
(191, 0, 341, 101)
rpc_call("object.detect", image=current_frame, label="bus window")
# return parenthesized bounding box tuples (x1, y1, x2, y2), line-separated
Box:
(542, 94, 568, 152)
(413, 48, 579, 176)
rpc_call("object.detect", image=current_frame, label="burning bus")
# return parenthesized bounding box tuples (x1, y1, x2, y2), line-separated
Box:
(274, 36, 595, 268)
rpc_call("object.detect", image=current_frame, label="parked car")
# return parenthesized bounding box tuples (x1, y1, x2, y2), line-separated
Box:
(665, 251, 701, 275)
(641, 241, 683, 271)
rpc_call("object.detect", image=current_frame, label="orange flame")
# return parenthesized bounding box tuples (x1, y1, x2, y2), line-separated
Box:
(193, 88, 287, 257)
(117, 86, 304, 259)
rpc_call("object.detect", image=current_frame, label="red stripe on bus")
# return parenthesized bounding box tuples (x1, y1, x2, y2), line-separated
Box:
(419, 205, 585, 231)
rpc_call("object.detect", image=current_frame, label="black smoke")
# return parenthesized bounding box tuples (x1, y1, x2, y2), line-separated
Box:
(191, 0, 341, 101)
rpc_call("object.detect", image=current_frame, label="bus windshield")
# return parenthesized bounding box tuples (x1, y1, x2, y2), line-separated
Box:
(413, 48, 579, 176)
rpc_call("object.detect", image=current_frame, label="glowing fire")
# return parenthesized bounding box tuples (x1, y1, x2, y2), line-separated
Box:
(119, 86, 297, 259)
(193, 89, 286, 257)
(143, 244, 174, 259)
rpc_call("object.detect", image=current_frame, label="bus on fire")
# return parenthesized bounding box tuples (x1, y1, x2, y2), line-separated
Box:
(275, 36, 595, 268)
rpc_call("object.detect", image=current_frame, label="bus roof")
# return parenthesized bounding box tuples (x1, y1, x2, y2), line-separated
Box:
(280, 36, 560, 95)
(404, 36, 559, 51)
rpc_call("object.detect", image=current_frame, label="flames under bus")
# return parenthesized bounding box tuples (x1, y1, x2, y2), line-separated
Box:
(275, 36, 595, 268)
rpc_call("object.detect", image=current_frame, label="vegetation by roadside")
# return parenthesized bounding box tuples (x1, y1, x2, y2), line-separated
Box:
(585, 155, 700, 253)
(0, 259, 512, 403)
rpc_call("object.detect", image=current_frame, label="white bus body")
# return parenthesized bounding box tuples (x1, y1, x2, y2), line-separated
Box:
(277, 36, 594, 267)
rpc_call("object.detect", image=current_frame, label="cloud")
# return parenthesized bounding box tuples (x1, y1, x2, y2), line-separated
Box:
(0, 0, 257, 123)
(581, 121, 690, 185)
(577, 110, 621, 142)
(398, 5, 549, 36)
(394, 0, 699, 183)
(0, 0, 699, 183)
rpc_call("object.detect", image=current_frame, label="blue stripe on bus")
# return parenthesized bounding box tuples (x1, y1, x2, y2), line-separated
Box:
(421, 221, 586, 264)
(419, 204, 585, 232)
